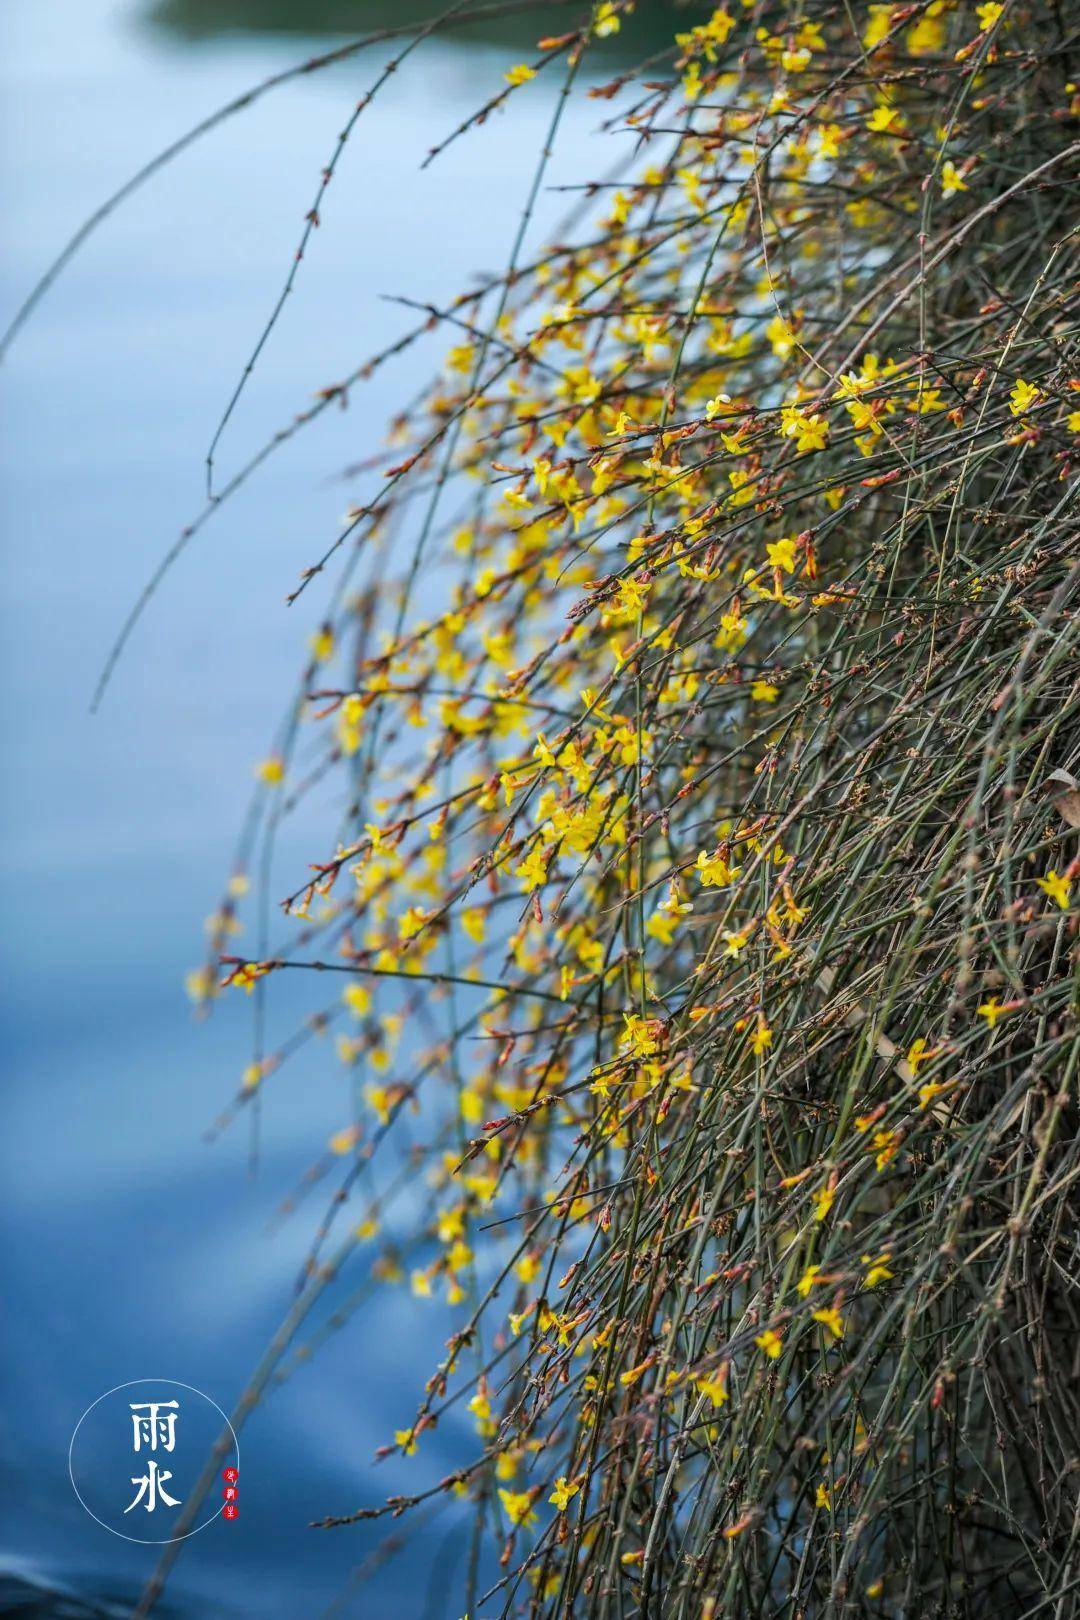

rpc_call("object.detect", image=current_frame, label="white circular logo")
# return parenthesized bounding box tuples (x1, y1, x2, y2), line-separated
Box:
(68, 1378, 239, 1544)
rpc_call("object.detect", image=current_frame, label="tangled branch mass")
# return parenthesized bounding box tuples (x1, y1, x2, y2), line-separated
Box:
(175, 2, 1079, 1614)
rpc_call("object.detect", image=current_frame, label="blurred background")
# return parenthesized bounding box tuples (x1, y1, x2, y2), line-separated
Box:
(0, 1, 671, 1613)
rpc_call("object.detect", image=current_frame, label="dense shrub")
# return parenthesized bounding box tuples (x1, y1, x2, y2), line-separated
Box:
(19, 3, 1080, 1614)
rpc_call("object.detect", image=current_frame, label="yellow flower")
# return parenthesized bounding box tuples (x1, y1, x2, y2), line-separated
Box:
(779, 405, 829, 453)
(1009, 378, 1040, 416)
(812, 1305, 844, 1340)
(941, 160, 968, 196)
(918, 1079, 950, 1111)
(813, 1185, 835, 1223)
(749, 1022, 773, 1055)
(751, 680, 779, 703)
(1036, 869, 1072, 910)
(184, 965, 217, 1003)
(977, 996, 1006, 1029)
(614, 576, 650, 618)
(866, 101, 903, 135)
(343, 982, 371, 1017)
(504, 63, 536, 86)
(767, 315, 797, 359)
(460, 1086, 484, 1125)
(863, 4, 891, 49)
(621, 1013, 659, 1058)
(516, 846, 549, 891)
(645, 910, 678, 946)
(515, 1251, 540, 1284)
(696, 848, 738, 887)
(722, 928, 750, 957)
(593, 1, 621, 37)
(549, 1476, 579, 1511)
(728, 467, 758, 505)
(908, 8, 945, 54)
(682, 61, 703, 101)
(766, 536, 797, 573)
(256, 756, 285, 785)
(755, 1328, 783, 1360)
(468, 1390, 491, 1424)
(394, 1427, 418, 1456)
(862, 1252, 894, 1288)
(796, 1264, 820, 1297)
(499, 1488, 538, 1528)
(398, 905, 429, 942)
(364, 821, 389, 852)
(977, 1, 1003, 29)
(229, 960, 270, 993)
(815, 1481, 832, 1512)
(871, 1128, 900, 1171)
(905, 1037, 940, 1072)
(795, 414, 828, 453)
(620, 1359, 651, 1387)
(694, 1368, 729, 1409)
(365, 1084, 392, 1125)
(461, 907, 486, 943)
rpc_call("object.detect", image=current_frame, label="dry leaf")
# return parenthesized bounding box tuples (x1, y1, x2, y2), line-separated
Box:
(1045, 768, 1080, 829)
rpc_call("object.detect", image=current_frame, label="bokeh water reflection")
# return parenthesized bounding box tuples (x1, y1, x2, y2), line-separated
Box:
(0, 2, 641, 1612)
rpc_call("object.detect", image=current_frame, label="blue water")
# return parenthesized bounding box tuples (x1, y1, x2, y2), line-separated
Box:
(0, 4, 608, 1612)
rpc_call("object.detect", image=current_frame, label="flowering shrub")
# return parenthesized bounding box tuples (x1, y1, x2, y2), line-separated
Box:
(18, 1, 1079, 1614)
